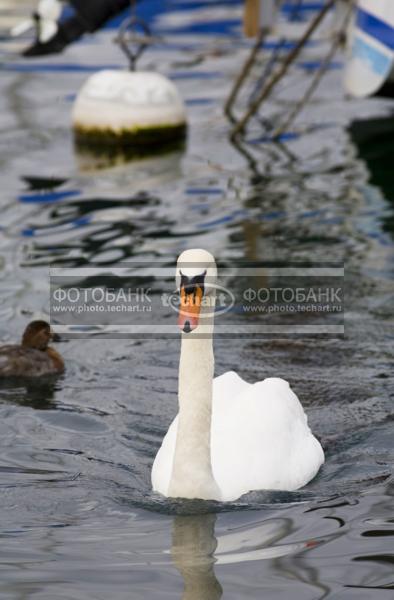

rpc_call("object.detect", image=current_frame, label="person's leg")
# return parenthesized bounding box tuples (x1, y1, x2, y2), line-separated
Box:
(23, 0, 131, 57)
(23, 10, 86, 56)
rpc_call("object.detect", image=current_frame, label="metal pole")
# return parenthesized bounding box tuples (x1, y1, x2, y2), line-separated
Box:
(231, 0, 336, 138)
(272, 2, 352, 138)
(224, 29, 265, 121)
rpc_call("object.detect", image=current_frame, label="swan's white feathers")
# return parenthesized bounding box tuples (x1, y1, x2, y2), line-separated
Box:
(152, 417, 178, 496)
(152, 372, 324, 501)
(152, 249, 324, 501)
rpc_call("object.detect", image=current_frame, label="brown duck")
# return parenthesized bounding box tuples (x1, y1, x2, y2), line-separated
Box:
(0, 321, 64, 377)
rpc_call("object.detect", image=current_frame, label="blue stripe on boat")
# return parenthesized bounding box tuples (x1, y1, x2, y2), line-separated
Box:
(356, 7, 394, 51)
(352, 35, 391, 76)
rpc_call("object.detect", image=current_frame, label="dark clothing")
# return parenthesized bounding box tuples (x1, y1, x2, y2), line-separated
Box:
(69, 0, 130, 32)
(23, 0, 132, 57)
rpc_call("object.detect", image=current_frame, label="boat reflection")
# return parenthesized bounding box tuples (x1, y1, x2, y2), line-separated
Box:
(349, 115, 394, 241)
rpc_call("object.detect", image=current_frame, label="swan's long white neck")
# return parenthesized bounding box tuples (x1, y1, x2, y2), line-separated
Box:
(168, 304, 220, 500)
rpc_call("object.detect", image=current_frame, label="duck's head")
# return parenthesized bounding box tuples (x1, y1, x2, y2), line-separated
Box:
(176, 249, 217, 334)
(22, 320, 52, 350)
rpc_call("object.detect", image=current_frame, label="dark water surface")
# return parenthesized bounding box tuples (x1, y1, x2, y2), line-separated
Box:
(0, 1, 393, 598)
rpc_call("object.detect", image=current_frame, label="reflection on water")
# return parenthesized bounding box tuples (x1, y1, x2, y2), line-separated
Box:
(349, 115, 394, 241)
(169, 490, 394, 600)
(74, 140, 186, 173)
(21, 187, 167, 267)
(0, 375, 60, 409)
(171, 514, 325, 600)
(172, 514, 222, 600)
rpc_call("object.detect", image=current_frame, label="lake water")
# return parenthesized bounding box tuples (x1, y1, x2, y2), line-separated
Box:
(0, 1, 393, 598)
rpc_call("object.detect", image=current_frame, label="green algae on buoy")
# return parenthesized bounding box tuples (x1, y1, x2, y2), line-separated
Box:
(72, 69, 187, 150)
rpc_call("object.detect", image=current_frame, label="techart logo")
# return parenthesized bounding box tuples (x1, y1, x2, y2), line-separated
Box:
(162, 283, 235, 318)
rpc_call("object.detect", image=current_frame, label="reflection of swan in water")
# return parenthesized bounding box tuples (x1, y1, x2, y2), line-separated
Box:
(170, 512, 331, 600)
(171, 514, 222, 600)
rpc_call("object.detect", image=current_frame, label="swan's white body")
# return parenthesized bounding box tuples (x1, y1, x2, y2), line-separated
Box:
(152, 371, 324, 501)
(152, 250, 324, 502)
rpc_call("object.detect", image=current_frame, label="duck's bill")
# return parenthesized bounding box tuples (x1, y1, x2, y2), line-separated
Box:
(178, 286, 203, 333)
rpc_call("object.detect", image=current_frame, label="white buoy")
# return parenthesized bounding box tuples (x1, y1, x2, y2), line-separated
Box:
(72, 70, 187, 149)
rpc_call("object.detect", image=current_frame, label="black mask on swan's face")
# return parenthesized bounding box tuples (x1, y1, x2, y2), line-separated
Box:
(178, 270, 206, 333)
(175, 249, 217, 333)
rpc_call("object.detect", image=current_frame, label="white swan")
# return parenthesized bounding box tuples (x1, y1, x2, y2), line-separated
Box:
(152, 249, 324, 501)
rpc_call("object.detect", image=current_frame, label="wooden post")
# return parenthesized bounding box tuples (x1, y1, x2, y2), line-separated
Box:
(244, 0, 260, 38)
(244, 0, 276, 37)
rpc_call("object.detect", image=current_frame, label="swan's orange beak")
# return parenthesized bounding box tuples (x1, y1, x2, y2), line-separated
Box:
(178, 286, 203, 333)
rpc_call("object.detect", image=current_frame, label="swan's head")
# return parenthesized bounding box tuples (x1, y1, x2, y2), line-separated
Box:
(176, 249, 217, 333)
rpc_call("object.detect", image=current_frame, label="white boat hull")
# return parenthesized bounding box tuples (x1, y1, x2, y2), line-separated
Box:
(344, 0, 394, 98)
